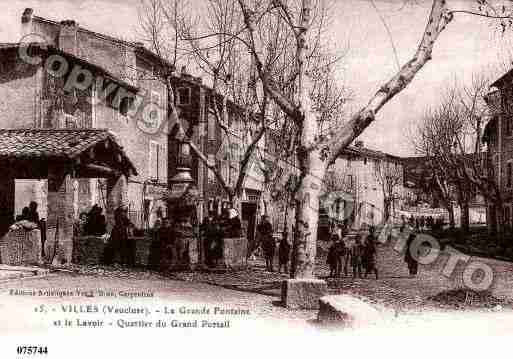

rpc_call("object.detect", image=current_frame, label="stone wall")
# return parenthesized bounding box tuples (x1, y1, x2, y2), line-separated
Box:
(0, 48, 41, 129)
(70, 233, 247, 270)
(223, 236, 247, 269)
(72, 235, 152, 266)
(0, 229, 42, 265)
(72, 235, 107, 264)
(134, 236, 152, 267)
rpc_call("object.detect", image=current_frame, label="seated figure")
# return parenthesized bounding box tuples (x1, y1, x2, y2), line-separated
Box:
(84, 204, 107, 235)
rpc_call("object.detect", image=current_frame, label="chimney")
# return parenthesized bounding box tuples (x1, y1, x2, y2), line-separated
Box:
(20, 8, 34, 37)
(355, 140, 364, 148)
(59, 20, 79, 55)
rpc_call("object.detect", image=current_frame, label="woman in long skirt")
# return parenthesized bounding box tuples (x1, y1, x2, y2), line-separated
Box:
(405, 233, 418, 277)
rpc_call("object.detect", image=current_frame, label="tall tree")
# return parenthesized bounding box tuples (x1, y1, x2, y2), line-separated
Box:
(374, 159, 403, 222)
(414, 73, 502, 236)
(145, 0, 513, 278)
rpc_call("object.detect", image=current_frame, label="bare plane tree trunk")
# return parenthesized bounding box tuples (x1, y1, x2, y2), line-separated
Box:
(240, 0, 453, 278)
(291, 152, 324, 278)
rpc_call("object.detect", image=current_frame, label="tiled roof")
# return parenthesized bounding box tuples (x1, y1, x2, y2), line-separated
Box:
(341, 145, 402, 161)
(0, 129, 137, 175)
(0, 42, 139, 93)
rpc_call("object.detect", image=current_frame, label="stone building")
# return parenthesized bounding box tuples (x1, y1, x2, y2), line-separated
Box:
(0, 8, 170, 230)
(168, 72, 265, 242)
(0, 8, 267, 266)
(484, 71, 513, 229)
(325, 141, 405, 229)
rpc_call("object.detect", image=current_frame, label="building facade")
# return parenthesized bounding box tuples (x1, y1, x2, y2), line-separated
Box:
(168, 72, 266, 240)
(484, 71, 513, 229)
(7, 8, 268, 237)
(0, 8, 170, 229)
(325, 141, 405, 229)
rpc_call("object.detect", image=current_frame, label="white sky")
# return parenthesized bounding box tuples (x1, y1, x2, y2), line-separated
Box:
(0, 0, 512, 156)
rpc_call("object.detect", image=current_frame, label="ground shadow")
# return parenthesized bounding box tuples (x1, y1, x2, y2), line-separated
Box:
(198, 281, 282, 298)
(271, 300, 284, 307)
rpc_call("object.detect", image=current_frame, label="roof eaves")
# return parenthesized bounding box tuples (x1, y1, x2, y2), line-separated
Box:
(0, 43, 140, 94)
(134, 45, 175, 72)
(491, 69, 513, 88)
(46, 46, 139, 93)
(32, 13, 175, 75)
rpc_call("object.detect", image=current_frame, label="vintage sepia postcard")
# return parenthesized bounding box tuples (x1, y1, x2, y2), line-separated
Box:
(0, 0, 513, 358)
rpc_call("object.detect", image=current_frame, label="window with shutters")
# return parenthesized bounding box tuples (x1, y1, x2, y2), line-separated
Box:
(347, 174, 354, 190)
(117, 96, 132, 123)
(177, 87, 191, 105)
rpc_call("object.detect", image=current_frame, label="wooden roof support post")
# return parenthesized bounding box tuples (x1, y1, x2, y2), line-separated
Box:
(105, 174, 128, 233)
(47, 164, 74, 265)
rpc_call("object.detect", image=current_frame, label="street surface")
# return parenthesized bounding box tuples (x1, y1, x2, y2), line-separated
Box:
(1, 232, 513, 336)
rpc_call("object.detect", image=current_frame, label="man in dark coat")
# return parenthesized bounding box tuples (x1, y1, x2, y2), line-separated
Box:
(159, 217, 175, 272)
(259, 215, 275, 271)
(327, 239, 338, 278)
(363, 227, 378, 279)
(350, 234, 364, 278)
(228, 208, 242, 238)
(200, 211, 217, 267)
(334, 233, 348, 277)
(108, 206, 134, 266)
(28, 201, 40, 224)
(254, 215, 267, 257)
(149, 217, 170, 270)
(278, 231, 291, 274)
(85, 204, 107, 235)
(170, 213, 194, 270)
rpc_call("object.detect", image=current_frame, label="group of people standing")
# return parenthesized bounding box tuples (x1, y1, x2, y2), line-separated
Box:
(199, 208, 242, 267)
(81, 204, 107, 236)
(402, 214, 444, 233)
(327, 226, 378, 280)
(255, 215, 291, 273)
(15, 201, 40, 224)
(156, 211, 195, 271)
(104, 205, 135, 266)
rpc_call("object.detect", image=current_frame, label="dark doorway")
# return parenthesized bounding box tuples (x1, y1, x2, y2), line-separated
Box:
(241, 202, 257, 244)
